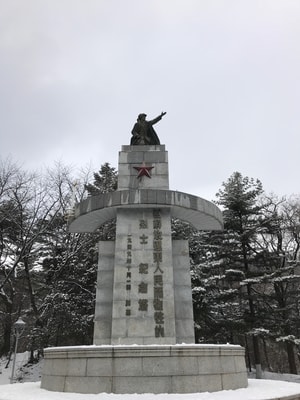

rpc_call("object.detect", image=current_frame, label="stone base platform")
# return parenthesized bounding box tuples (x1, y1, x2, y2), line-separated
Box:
(41, 344, 248, 394)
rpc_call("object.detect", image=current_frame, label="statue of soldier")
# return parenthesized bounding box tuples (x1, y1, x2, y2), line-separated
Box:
(130, 112, 166, 145)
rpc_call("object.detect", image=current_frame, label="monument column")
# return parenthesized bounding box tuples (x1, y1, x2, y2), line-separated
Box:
(94, 145, 194, 345)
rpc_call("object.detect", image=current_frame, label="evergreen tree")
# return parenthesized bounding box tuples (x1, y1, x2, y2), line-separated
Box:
(215, 172, 266, 376)
(85, 163, 117, 195)
(190, 172, 266, 374)
(190, 229, 245, 344)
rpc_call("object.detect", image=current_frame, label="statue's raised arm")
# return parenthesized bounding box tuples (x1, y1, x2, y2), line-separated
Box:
(130, 112, 166, 145)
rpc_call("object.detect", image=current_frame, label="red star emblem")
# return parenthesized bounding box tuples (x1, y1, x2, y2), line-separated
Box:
(133, 162, 154, 178)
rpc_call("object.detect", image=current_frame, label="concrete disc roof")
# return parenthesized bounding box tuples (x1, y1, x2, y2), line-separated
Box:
(68, 189, 223, 233)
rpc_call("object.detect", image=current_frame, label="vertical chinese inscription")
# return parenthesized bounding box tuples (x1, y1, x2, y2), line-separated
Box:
(138, 217, 148, 312)
(125, 235, 132, 316)
(153, 209, 164, 337)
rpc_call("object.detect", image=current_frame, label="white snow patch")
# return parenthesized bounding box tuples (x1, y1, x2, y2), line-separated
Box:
(0, 352, 43, 385)
(1, 380, 300, 400)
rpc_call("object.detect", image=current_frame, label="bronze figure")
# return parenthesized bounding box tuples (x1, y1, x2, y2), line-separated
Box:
(130, 112, 166, 145)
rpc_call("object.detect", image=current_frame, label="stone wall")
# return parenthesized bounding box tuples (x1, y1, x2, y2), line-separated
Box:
(41, 344, 248, 394)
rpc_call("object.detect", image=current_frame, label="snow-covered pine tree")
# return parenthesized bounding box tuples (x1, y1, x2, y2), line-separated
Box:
(215, 172, 266, 377)
(190, 229, 245, 345)
(85, 162, 117, 195)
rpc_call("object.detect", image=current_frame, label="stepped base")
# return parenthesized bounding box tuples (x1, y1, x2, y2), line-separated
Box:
(41, 344, 248, 394)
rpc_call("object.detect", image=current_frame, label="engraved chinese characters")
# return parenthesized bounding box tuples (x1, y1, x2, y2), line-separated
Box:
(124, 209, 165, 338)
(152, 210, 164, 337)
(125, 235, 132, 316)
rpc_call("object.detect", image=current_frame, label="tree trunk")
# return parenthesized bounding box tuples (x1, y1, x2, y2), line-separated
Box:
(253, 335, 262, 378)
(0, 309, 12, 356)
(246, 281, 262, 378)
(262, 337, 271, 371)
(245, 335, 251, 372)
(23, 256, 39, 318)
(286, 341, 297, 374)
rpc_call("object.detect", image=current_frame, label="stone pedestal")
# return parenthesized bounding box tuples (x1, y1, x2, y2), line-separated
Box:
(41, 345, 248, 394)
(118, 145, 169, 190)
(41, 144, 248, 394)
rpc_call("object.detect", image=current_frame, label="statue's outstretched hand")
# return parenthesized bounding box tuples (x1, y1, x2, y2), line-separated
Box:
(161, 111, 167, 117)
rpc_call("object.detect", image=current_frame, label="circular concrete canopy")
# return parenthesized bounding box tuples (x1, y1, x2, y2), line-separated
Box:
(68, 189, 223, 233)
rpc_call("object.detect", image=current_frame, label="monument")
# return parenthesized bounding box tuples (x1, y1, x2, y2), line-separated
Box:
(41, 113, 248, 394)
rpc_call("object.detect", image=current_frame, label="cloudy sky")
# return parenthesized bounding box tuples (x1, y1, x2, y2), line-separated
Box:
(1, 1, 300, 201)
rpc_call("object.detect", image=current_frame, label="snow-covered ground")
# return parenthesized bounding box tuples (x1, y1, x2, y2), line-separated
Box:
(0, 352, 43, 385)
(2, 380, 300, 400)
(1, 353, 300, 400)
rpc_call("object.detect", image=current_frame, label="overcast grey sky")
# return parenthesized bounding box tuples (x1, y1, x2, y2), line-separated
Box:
(1, 1, 300, 201)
